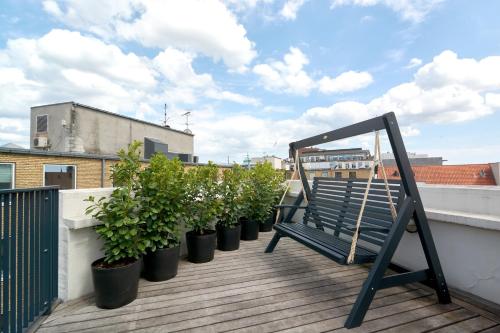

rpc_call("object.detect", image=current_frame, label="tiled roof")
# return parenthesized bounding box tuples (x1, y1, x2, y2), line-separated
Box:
(380, 164, 497, 185)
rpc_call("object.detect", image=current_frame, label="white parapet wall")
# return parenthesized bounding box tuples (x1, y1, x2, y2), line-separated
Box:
(58, 188, 189, 301)
(58, 188, 111, 301)
(284, 180, 500, 306)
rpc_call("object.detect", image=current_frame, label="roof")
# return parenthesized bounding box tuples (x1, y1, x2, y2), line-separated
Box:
(0, 143, 24, 149)
(31, 101, 194, 137)
(381, 164, 497, 186)
(300, 147, 369, 156)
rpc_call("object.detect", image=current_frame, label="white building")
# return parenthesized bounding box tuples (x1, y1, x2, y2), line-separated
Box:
(249, 155, 283, 169)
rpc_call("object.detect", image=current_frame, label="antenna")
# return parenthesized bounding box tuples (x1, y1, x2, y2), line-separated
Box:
(182, 111, 192, 134)
(163, 103, 170, 127)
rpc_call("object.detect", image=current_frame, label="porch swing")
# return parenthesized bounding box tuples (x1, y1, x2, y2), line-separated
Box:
(265, 112, 451, 328)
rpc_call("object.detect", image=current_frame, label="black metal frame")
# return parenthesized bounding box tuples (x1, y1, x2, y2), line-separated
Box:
(265, 112, 450, 328)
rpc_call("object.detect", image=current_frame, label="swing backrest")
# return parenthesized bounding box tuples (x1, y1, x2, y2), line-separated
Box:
(304, 177, 405, 247)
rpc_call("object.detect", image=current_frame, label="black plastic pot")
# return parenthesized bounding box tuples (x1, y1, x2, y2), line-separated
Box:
(259, 210, 277, 232)
(240, 217, 259, 241)
(142, 246, 180, 282)
(216, 223, 241, 251)
(186, 230, 216, 263)
(91, 258, 141, 309)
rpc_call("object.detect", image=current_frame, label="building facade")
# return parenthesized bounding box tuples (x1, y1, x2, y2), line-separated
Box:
(381, 152, 443, 166)
(30, 102, 194, 160)
(0, 148, 229, 190)
(292, 147, 372, 179)
(249, 155, 283, 169)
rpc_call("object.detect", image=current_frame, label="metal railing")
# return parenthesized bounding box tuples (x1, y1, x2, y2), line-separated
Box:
(1, 187, 58, 333)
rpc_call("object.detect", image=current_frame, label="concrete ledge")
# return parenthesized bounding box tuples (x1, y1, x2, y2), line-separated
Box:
(63, 217, 101, 230)
(426, 209, 500, 231)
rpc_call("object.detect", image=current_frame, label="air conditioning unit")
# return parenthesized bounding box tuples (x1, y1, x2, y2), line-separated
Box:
(33, 136, 49, 148)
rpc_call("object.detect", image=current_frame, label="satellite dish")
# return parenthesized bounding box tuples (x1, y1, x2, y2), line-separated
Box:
(184, 128, 193, 134)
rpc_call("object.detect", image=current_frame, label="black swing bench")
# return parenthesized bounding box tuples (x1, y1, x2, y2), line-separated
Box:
(265, 112, 451, 328)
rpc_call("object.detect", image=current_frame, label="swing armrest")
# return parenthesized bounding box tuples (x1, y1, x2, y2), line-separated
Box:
(346, 226, 391, 233)
(274, 204, 308, 209)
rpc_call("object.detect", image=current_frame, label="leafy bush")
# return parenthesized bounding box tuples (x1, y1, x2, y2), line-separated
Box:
(244, 162, 282, 224)
(86, 141, 148, 264)
(139, 154, 186, 251)
(218, 164, 246, 228)
(184, 162, 222, 234)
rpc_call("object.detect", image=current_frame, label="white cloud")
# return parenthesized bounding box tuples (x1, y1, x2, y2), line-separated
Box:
(280, 0, 307, 20)
(312, 50, 500, 125)
(318, 71, 374, 94)
(254, 47, 373, 95)
(406, 57, 423, 69)
(253, 47, 315, 95)
(415, 50, 500, 91)
(43, 0, 257, 71)
(330, 0, 445, 23)
(197, 49, 500, 162)
(0, 28, 259, 147)
(154, 48, 259, 105)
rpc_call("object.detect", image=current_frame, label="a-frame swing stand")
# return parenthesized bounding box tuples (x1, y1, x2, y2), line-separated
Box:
(265, 112, 451, 328)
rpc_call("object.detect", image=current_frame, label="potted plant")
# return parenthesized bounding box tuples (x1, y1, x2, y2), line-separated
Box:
(139, 154, 185, 281)
(85, 141, 148, 309)
(184, 162, 221, 263)
(260, 169, 286, 232)
(216, 164, 245, 251)
(238, 166, 259, 240)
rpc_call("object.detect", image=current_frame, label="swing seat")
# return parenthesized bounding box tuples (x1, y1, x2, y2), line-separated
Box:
(270, 177, 404, 265)
(265, 113, 450, 328)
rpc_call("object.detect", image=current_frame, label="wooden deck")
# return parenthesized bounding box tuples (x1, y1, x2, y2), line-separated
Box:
(38, 233, 500, 333)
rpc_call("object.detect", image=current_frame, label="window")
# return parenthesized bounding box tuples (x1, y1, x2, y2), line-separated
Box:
(36, 114, 48, 133)
(322, 171, 328, 177)
(44, 164, 76, 190)
(349, 171, 357, 179)
(335, 172, 342, 179)
(0, 163, 15, 189)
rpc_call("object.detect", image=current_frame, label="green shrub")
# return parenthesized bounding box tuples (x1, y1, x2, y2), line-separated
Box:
(218, 164, 246, 228)
(139, 154, 185, 251)
(184, 162, 222, 234)
(86, 141, 148, 264)
(244, 162, 281, 224)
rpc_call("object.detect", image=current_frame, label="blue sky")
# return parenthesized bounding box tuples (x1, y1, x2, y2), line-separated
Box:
(1, 0, 500, 164)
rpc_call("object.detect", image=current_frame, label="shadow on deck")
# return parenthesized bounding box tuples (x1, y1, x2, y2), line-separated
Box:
(38, 233, 500, 333)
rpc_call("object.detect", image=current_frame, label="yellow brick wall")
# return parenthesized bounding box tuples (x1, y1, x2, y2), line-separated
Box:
(0, 153, 105, 189)
(0, 152, 232, 190)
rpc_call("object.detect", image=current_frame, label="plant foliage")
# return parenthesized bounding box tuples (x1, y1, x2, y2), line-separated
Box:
(184, 162, 221, 234)
(139, 154, 186, 251)
(218, 164, 246, 228)
(244, 162, 286, 223)
(85, 141, 148, 264)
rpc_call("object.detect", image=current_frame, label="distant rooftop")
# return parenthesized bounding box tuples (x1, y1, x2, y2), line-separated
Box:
(32, 101, 194, 137)
(0, 142, 24, 149)
(382, 164, 497, 186)
(299, 147, 369, 156)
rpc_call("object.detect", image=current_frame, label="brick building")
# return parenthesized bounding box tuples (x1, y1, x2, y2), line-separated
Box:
(0, 147, 227, 190)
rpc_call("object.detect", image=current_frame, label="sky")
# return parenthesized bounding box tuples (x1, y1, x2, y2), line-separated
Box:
(1, 0, 500, 164)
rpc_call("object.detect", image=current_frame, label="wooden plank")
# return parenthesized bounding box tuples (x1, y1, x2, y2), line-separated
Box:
(329, 303, 462, 333)
(125, 290, 428, 333)
(379, 308, 476, 333)
(37, 230, 496, 333)
(41, 274, 371, 330)
(430, 316, 498, 333)
(215, 291, 434, 333)
(480, 325, 500, 333)
(39, 278, 389, 333)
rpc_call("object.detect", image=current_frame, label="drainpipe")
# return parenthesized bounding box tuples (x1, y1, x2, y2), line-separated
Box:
(101, 159, 105, 187)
